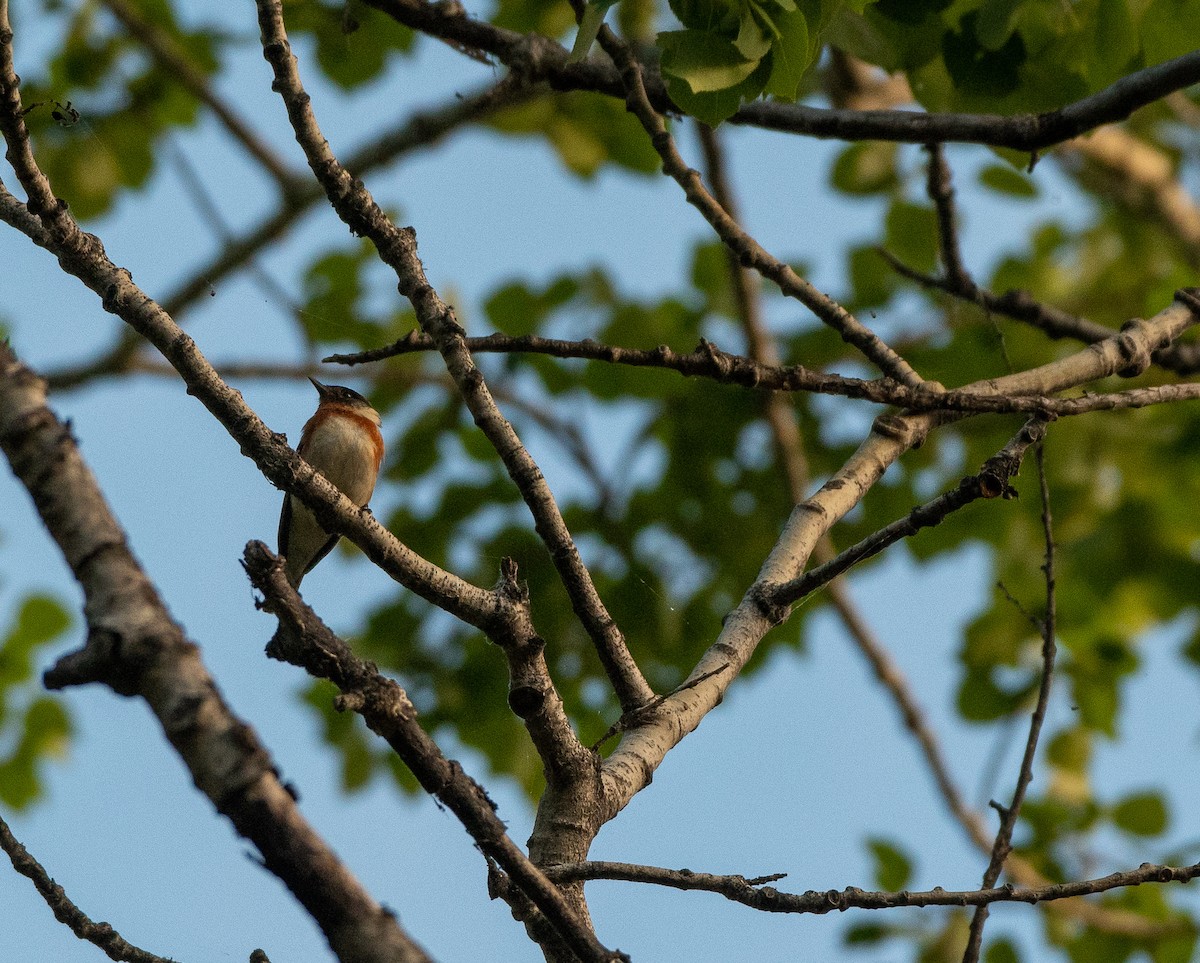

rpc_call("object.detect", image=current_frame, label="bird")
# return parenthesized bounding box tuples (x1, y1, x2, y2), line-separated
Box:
(278, 378, 384, 588)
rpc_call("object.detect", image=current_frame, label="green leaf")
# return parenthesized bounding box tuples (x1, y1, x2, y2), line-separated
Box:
(978, 163, 1038, 198)
(986, 938, 1021, 963)
(761, 7, 810, 99)
(668, 0, 742, 32)
(831, 141, 899, 196)
(1111, 791, 1169, 837)
(942, 12, 1027, 98)
(844, 922, 898, 945)
(884, 201, 938, 274)
(285, 1, 415, 90)
(658, 29, 762, 94)
(662, 50, 773, 126)
(489, 92, 661, 178)
(0, 697, 72, 810)
(867, 837, 912, 891)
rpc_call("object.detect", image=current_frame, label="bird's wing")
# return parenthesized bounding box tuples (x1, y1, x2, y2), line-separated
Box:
(277, 493, 293, 557)
(302, 535, 341, 580)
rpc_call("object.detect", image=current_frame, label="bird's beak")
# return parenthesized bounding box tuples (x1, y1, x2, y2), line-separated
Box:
(309, 377, 330, 396)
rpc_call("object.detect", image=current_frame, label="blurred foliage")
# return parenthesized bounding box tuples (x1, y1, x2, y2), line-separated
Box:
(10, 0, 1200, 957)
(0, 595, 73, 810)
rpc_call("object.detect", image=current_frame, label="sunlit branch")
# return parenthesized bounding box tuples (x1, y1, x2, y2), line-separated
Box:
(598, 294, 1199, 827)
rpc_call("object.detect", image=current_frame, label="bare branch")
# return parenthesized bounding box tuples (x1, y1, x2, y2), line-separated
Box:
(962, 443, 1058, 962)
(924, 143, 975, 295)
(365, 0, 1200, 150)
(605, 33, 923, 386)
(599, 294, 1199, 824)
(881, 249, 1200, 375)
(0, 341, 431, 963)
(772, 416, 1048, 609)
(0, 32, 508, 639)
(254, 0, 653, 712)
(243, 542, 623, 963)
(0, 813, 176, 963)
(547, 858, 1200, 918)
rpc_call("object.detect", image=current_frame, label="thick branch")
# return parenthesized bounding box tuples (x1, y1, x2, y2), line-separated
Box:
(598, 294, 1200, 821)
(0, 341, 430, 963)
(244, 543, 619, 963)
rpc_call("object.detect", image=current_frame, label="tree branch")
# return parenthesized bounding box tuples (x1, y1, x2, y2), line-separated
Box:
(598, 293, 1200, 824)
(962, 444, 1058, 963)
(243, 542, 622, 963)
(0, 340, 431, 963)
(771, 416, 1049, 608)
(0, 34, 509, 640)
(605, 31, 923, 386)
(924, 143, 975, 295)
(254, 0, 654, 713)
(366, 0, 1200, 150)
(0, 812, 176, 963)
(547, 858, 1200, 916)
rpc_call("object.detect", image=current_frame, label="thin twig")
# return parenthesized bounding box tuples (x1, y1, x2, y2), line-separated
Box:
(962, 442, 1058, 963)
(0, 813, 177, 963)
(602, 30, 923, 386)
(879, 249, 1200, 375)
(546, 857, 1200, 916)
(327, 324, 1200, 417)
(924, 143, 976, 295)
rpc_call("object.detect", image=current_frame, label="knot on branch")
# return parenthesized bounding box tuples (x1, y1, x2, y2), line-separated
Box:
(871, 413, 911, 443)
(1115, 317, 1154, 377)
(1174, 287, 1200, 318)
(749, 584, 791, 626)
(507, 684, 545, 718)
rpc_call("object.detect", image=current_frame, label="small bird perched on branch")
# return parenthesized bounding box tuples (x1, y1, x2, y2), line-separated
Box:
(278, 378, 384, 587)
